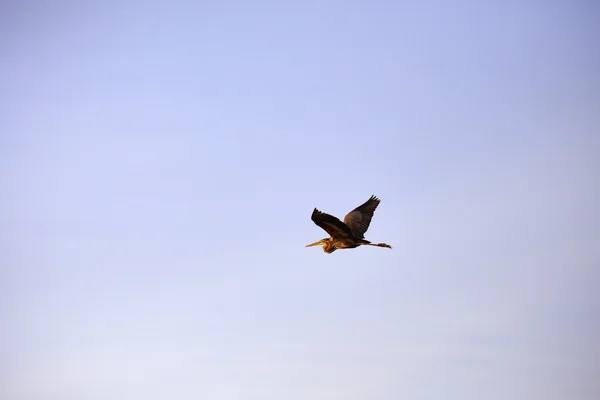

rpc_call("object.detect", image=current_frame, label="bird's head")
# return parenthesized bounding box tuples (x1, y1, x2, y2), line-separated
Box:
(305, 238, 336, 253)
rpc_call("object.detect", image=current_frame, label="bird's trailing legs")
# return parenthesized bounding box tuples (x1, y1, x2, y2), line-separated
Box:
(361, 240, 392, 249)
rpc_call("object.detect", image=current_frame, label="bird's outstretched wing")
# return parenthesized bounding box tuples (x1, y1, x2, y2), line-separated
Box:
(311, 208, 353, 239)
(343, 195, 381, 239)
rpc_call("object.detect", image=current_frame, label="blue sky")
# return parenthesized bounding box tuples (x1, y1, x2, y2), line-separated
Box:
(2, 1, 599, 399)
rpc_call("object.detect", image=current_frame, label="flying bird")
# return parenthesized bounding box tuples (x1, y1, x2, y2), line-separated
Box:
(306, 195, 392, 254)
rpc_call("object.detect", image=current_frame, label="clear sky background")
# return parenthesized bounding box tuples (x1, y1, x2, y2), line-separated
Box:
(2, 1, 599, 399)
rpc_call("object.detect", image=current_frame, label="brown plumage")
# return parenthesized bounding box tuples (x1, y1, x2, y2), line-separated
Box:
(306, 195, 392, 254)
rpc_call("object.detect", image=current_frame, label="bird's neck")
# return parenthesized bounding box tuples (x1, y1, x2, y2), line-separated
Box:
(323, 239, 336, 253)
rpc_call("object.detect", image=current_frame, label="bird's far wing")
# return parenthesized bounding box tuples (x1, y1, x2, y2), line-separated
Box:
(343, 195, 381, 239)
(311, 208, 353, 239)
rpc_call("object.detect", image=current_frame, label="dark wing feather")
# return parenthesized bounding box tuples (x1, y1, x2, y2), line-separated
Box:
(343, 195, 381, 239)
(311, 208, 353, 239)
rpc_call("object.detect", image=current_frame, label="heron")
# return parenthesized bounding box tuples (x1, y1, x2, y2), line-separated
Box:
(306, 195, 392, 253)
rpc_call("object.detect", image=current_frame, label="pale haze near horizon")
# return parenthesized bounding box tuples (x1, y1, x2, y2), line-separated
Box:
(2, 1, 599, 399)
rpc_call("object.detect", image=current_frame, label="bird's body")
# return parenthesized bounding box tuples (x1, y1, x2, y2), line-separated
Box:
(306, 195, 392, 253)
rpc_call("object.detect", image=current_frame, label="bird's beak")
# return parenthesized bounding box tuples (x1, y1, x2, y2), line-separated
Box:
(305, 240, 322, 247)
